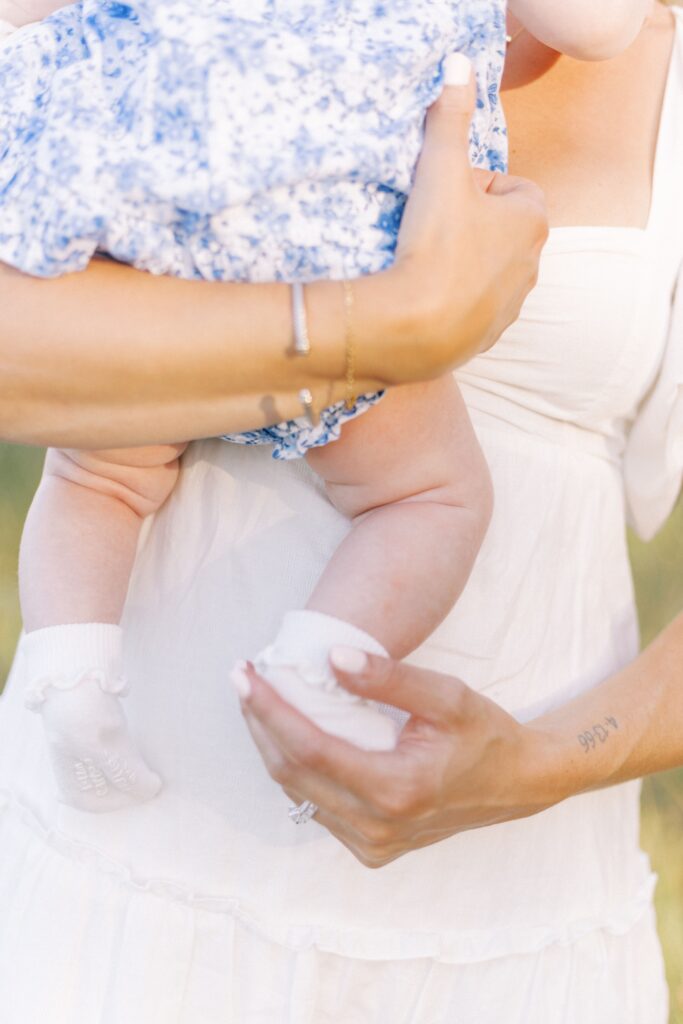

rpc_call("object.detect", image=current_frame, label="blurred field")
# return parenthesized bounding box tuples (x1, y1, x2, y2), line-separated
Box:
(630, 503, 683, 1022)
(1, 442, 682, 1018)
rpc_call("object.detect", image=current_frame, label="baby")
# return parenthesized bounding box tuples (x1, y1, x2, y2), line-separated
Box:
(0, 0, 649, 812)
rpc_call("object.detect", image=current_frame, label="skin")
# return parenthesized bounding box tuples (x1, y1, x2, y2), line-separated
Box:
(0, 75, 546, 449)
(239, 2, 683, 868)
(509, 0, 651, 60)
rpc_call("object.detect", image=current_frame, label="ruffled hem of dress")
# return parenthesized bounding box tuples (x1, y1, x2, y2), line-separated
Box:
(0, 788, 658, 966)
(222, 391, 384, 461)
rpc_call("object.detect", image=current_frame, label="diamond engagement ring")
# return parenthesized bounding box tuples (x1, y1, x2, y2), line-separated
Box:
(288, 800, 319, 825)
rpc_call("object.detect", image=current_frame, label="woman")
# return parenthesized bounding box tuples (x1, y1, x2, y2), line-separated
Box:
(238, 3, 683, 1017)
(0, 7, 679, 1024)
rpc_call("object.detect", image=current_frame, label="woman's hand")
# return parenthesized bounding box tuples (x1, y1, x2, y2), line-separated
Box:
(235, 652, 561, 868)
(364, 56, 549, 385)
(237, 607, 683, 867)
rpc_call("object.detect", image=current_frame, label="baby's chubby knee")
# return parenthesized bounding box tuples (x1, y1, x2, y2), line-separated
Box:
(44, 443, 188, 519)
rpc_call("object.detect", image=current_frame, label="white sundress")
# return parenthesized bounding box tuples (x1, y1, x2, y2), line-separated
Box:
(1, 10, 683, 1024)
(0, 0, 506, 458)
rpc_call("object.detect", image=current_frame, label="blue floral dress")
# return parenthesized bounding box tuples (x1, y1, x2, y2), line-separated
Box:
(0, 0, 507, 457)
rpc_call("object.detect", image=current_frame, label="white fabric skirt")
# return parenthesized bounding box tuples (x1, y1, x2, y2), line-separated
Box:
(0, 436, 671, 1023)
(0, 794, 669, 1024)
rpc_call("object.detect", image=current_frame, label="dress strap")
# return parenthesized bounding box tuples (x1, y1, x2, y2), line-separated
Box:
(646, 7, 683, 248)
(623, 10, 683, 539)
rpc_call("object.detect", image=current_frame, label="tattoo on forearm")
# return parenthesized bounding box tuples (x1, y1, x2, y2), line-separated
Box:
(577, 717, 619, 753)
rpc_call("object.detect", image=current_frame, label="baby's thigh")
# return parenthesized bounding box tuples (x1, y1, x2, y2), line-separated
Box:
(45, 443, 189, 517)
(307, 378, 464, 494)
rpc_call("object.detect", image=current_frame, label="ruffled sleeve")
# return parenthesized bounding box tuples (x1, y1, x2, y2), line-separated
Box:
(625, 261, 683, 540)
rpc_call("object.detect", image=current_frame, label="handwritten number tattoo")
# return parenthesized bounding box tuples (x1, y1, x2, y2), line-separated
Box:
(578, 717, 619, 753)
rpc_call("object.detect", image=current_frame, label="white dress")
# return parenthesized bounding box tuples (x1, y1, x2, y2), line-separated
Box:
(1, 12, 682, 1023)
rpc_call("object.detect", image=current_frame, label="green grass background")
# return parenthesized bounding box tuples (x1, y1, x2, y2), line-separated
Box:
(1, 444, 682, 1016)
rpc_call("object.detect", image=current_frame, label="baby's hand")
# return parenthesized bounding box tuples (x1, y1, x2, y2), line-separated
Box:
(0, 0, 69, 29)
(509, 0, 650, 61)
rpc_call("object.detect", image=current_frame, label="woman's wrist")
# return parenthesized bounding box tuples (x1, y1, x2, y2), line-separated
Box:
(515, 721, 595, 812)
(305, 272, 417, 387)
(523, 697, 639, 808)
(505, 612, 683, 818)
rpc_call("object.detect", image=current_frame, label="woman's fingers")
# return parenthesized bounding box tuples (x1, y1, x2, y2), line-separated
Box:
(238, 664, 400, 800)
(240, 703, 392, 859)
(245, 712, 369, 821)
(383, 50, 549, 384)
(415, 54, 477, 195)
(329, 648, 474, 727)
(394, 56, 476, 276)
(477, 169, 547, 217)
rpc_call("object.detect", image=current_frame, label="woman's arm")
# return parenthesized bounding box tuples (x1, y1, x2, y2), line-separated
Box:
(234, 607, 683, 867)
(509, 0, 651, 60)
(0, 69, 547, 449)
(531, 609, 683, 790)
(0, 262, 386, 448)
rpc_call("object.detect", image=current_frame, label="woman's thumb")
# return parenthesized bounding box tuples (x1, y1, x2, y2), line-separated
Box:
(418, 54, 476, 189)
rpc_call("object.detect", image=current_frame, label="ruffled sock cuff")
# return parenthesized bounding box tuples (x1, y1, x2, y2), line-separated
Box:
(23, 623, 124, 682)
(262, 610, 388, 679)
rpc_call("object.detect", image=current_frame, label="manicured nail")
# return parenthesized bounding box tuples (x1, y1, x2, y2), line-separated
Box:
(443, 53, 472, 86)
(330, 646, 368, 674)
(230, 663, 251, 699)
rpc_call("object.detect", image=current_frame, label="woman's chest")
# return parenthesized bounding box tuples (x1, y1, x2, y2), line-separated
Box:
(502, 14, 674, 231)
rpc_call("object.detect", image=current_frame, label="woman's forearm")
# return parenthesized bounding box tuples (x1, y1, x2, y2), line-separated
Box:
(0, 260, 394, 448)
(530, 610, 683, 804)
(0, 75, 547, 449)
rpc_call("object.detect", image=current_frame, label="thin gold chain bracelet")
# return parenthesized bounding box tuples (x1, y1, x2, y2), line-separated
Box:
(342, 278, 356, 410)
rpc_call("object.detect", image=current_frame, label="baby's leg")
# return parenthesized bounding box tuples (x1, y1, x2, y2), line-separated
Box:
(256, 377, 492, 749)
(20, 443, 187, 810)
(21, 445, 187, 629)
(308, 375, 492, 652)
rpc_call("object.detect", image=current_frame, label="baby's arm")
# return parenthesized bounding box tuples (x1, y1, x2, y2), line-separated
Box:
(509, 0, 650, 60)
(306, 376, 493, 659)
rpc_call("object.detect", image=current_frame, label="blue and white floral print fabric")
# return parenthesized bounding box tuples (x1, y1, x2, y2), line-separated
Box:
(0, 0, 506, 458)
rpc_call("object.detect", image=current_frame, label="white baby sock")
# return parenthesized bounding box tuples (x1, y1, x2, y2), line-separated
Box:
(23, 624, 162, 812)
(254, 611, 405, 751)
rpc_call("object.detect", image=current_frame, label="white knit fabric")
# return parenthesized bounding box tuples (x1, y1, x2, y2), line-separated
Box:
(255, 610, 400, 750)
(22, 624, 162, 811)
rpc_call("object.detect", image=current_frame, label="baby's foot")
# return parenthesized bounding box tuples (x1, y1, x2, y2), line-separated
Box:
(253, 611, 402, 751)
(23, 623, 162, 812)
(31, 675, 162, 812)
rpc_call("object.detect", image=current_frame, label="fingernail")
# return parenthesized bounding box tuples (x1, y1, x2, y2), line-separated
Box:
(443, 53, 472, 86)
(330, 646, 368, 674)
(230, 663, 251, 699)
